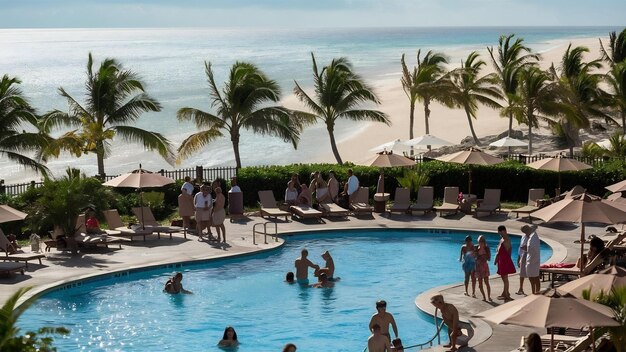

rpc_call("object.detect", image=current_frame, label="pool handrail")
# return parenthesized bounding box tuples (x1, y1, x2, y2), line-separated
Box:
(362, 309, 445, 351)
(252, 221, 279, 244)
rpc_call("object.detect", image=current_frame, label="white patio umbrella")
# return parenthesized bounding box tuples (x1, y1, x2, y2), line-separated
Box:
(404, 134, 454, 148)
(489, 136, 527, 148)
(368, 139, 412, 153)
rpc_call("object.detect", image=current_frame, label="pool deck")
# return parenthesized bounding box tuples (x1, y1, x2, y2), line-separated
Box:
(1, 210, 604, 351)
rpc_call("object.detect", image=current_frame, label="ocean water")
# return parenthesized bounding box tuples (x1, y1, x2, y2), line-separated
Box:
(0, 26, 619, 182)
(18, 229, 553, 351)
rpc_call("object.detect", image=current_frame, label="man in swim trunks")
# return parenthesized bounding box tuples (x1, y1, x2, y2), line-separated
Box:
(368, 323, 390, 352)
(430, 294, 462, 352)
(294, 248, 319, 285)
(311, 272, 334, 288)
(163, 272, 192, 294)
(368, 300, 398, 343)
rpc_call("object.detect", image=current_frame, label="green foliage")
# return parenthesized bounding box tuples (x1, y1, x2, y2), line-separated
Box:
(581, 141, 606, 158)
(583, 286, 626, 352)
(397, 166, 431, 199)
(603, 132, 626, 157)
(0, 287, 69, 352)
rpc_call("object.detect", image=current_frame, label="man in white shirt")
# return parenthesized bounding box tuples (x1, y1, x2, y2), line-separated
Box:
(181, 176, 194, 195)
(343, 168, 360, 202)
(194, 183, 213, 240)
(229, 177, 241, 193)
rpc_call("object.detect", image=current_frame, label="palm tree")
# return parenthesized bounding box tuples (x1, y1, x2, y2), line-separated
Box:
(600, 28, 626, 66)
(487, 34, 540, 137)
(606, 62, 626, 134)
(450, 51, 502, 145)
(550, 45, 608, 156)
(401, 50, 453, 139)
(583, 286, 626, 352)
(602, 132, 626, 157)
(41, 53, 173, 177)
(506, 67, 559, 155)
(0, 75, 50, 175)
(177, 61, 307, 169)
(294, 53, 389, 164)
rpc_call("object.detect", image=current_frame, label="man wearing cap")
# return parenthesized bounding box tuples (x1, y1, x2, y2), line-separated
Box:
(523, 224, 541, 294)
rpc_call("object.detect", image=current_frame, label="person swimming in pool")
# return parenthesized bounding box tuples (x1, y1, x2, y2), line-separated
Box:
(285, 271, 295, 284)
(217, 326, 239, 348)
(294, 248, 320, 285)
(315, 250, 339, 281)
(368, 300, 399, 343)
(311, 272, 334, 288)
(163, 272, 192, 294)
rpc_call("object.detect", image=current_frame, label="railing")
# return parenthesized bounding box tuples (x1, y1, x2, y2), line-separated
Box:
(0, 166, 238, 196)
(412, 152, 625, 166)
(252, 221, 278, 245)
(362, 319, 445, 351)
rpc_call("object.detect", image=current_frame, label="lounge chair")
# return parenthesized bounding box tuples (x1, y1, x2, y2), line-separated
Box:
(102, 209, 153, 242)
(76, 214, 122, 236)
(318, 198, 349, 217)
(388, 188, 411, 215)
(132, 207, 184, 239)
(289, 204, 324, 221)
(258, 190, 290, 221)
(433, 187, 460, 216)
(349, 187, 374, 215)
(410, 186, 434, 215)
(0, 262, 25, 276)
(510, 188, 545, 219)
(0, 230, 45, 267)
(475, 189, 501, 217)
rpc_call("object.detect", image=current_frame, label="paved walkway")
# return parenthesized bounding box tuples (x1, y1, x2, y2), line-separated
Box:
(1, 210, 601, 351)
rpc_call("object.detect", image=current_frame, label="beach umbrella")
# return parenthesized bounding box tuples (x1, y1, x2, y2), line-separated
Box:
(368, 139, 412, 153)
(476, 289, 619, 352)
(404, 134, 453, 148)
(436, 147, 504, 194)
(365, 151, 415, 196)
(0, 204, 28, 224)
(606, 179, 626, 193)
(558, 265, 626, 298)
(488, 136, 527, 148)
(526, 156, 592, 195)
(530, 192, 626, 273)
(103, 165, 175, 229)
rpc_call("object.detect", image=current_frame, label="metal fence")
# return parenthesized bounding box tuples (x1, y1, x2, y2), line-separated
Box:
(0, 166, 238, 197)
(414, 153, 625, 166)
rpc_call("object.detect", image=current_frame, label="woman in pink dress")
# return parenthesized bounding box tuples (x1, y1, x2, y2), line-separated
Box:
(495, 225, 516, 301)
(474, 235, 492, 301)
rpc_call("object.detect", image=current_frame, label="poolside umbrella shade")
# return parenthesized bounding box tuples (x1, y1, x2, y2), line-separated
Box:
(530, 192, 626, 273)
(103, 165, 175, 229)
(606, 179, 626, 193)
(558, 265, 626, 298)
(0, 204, 28, 223)
(436, 147, 504, 194)
(365, 151, 415, 196)
(526, 156, 592, 195)
(488, 136, 527, 147)
(369, 139, 412, 153)
(404, 134, 453, 148)
(476, 289, 619, 352)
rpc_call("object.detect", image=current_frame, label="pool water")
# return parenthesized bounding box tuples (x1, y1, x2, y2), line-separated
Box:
(19, 229, 552, 351)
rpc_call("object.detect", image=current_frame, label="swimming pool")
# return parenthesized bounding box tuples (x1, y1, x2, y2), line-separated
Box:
(19, 229, 552, 351)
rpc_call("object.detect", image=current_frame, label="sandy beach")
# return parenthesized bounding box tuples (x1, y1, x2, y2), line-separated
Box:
(291, 36, 614, 164)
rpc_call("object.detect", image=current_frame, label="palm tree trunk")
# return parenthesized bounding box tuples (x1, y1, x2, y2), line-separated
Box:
(409, 101, 416, 139)
(231, 133, 242, 169)
(528, 121, 533, 156)
(465, 108, 480, 146)
(424, 99, 431, 135)
(508, 111, 513, 137)
(622, 110, 625, 135)
(96, 141, 105, 177)
(327, 125, 343, 165)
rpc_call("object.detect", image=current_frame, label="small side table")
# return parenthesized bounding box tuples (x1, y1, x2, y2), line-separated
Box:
(373, 193, 390, 213)
(460, 194, 477, 214)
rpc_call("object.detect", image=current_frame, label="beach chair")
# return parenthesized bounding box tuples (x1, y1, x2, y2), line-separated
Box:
(76, 214, 122, 236)
(103, 209, 153, 242)
(318, 202, 350, 218)
(388, 188, 411, 215)
(0, 230, 45, 267)
(510, 188, 545, 219)
(258, 190, 290, 220)
(433, 187, 460, 216)
(132, 207, 184, 239)
(410, 186, 434, 215)
(349, 187, 374, 215)
(289, 204, 324, 222)
(0, 262, 25, 276)
(475, 189, 501, 217)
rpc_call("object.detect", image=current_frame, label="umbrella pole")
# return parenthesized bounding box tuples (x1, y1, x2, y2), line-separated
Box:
(557, 173, 562, 197)
(580, 224, 585, 274)
(140, 189, 146, 230)
(551, 331, 554, 352)
(591, 327, 595, 352)
(468, 167, 472, 195)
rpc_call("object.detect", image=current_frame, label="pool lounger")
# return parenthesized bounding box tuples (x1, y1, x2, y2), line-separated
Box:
(289, 205, 324, 222)
(0, 262, 26, 275)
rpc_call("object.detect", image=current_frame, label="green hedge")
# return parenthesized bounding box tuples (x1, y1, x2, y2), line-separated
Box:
(235, 160, 626, 207)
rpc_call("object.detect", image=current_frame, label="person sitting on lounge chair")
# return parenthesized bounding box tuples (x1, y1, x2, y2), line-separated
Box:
(164, 272, 192, 294)
(285, 180, 298, 205)
(85, 211, 104, 235)
(327, 171, 340, 203)
(5, 233, 20, 254)
(296, 184, 312, 206)
(577, 236, 605, 269)
(314, 172, 332, 204)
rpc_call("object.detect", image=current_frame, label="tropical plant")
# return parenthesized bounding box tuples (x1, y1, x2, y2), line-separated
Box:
(450, 51, 502, 145)
(401, 50, 454, 139)
(550, 45, 609, 156)
(294, 53, 389, 164)
(178, 61, 307, 169)
(580, 141, 605, 158)
(40, 53, 173, 176)
(606, 62, 626, 134)
(0, 287, 69, 351)
(583, 286, 626, 352)
(487, 34, 540, 137)
(600, 28, 626, 66)
(505, 66, 560, 155)
(602, 132, 626, 157)
(0, 75, 50, 175)
(397, 166, 430, 200)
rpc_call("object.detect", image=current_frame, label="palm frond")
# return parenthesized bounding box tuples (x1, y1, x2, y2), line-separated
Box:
(176, 128, 223, 163)
(113, 126, 175, 164)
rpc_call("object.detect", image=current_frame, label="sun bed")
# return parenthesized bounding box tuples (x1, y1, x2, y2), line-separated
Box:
(258, 190, 290, 220)
(74, 233, 127, 250)
(289, 204, 324, 221)
(103, 209, 154, 242)
(475, 188, 501, 217)
(132, 207, 184, 239)
(349, 187, 374, 215)
(388, 188, 411, 215)
(433, 186, 460, 216)
(0, 262, 25, 276)
(510, 188, 545, 219)
(0, 230, 45, 267)
(318, 202, 349, 218)
(410, 186, 434, 215)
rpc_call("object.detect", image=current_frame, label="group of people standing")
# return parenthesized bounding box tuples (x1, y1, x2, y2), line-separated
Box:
(460, 224, 542, 302)
(179, 176, 241, 244)
(285, 169, 360, 208)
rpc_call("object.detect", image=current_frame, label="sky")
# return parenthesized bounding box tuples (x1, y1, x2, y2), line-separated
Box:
(0, 0, 625, 28)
